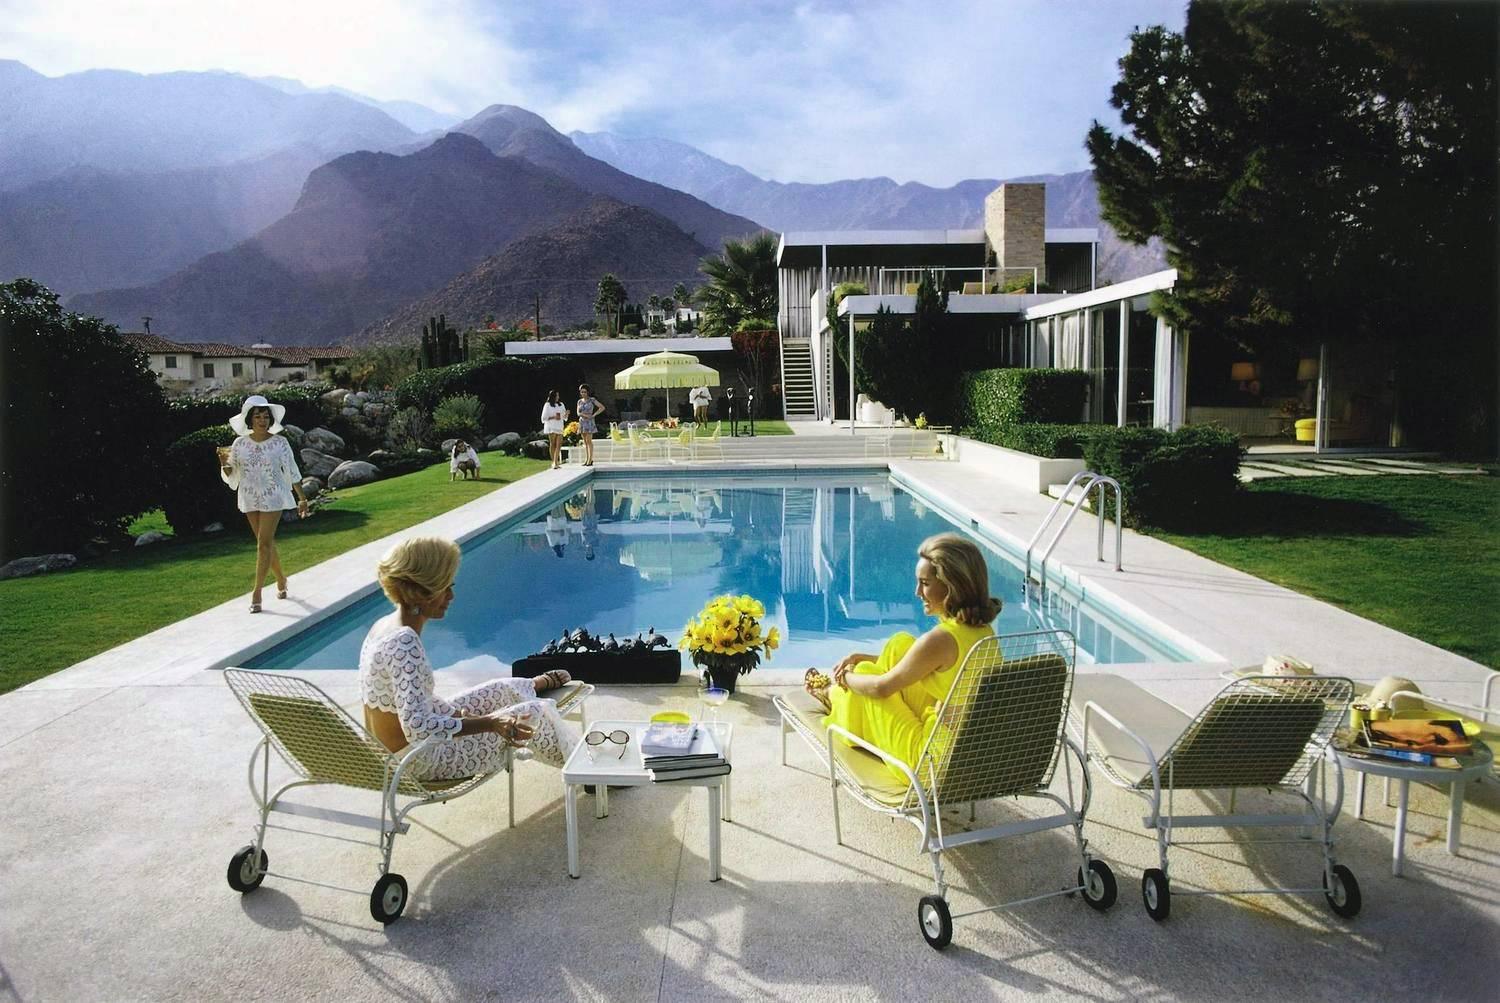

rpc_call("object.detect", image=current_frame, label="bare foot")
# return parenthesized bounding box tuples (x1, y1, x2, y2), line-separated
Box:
(533, 669, 571, 692)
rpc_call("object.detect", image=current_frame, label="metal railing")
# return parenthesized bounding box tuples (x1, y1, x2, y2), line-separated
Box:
(1023, 471, 1123, 595)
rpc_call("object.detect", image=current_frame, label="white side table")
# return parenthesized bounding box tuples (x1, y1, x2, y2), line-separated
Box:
(1335, 739, 1491, 876)
(561, 720, 733, 882)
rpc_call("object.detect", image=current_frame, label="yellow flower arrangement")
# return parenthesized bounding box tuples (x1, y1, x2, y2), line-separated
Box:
(679, 593, 779, 680)
(562, 420, 581, 445)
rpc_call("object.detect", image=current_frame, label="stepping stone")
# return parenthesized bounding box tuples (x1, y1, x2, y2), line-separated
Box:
(1238, 465, 1288, 481)
(1361, 458, 1483, 475)
(1303, 460, 1383, 475)
(1242, 461, 1337, 477)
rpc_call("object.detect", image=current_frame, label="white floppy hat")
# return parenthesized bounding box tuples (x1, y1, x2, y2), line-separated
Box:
(229, 395, 286, 436)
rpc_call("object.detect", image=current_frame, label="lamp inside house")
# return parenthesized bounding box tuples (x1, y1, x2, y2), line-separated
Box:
(1296, 358, 1320, 382)
(1230, 361, 1258, 392)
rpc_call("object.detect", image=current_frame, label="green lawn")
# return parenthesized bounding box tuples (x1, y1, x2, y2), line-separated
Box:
(1155, 472, 1500, 668)
(0, 456, 548, 694)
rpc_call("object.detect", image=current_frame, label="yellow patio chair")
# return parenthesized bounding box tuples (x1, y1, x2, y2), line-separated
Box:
(1070, 673, 1358, 921)
(627, 426, 665, 460)
(694, 421, 724, 460)
(961, 280, 985, 295)
(674, 425, 696, 460)
(772, 629, 1116, 949)
(221, 669, 592, 924)
(607, 423, 631, 460)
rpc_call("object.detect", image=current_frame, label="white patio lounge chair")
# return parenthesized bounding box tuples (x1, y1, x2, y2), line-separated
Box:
(222, 669, 592, 924)
(1069, 673, 1359, 922)
(772, 629, 1116, 950)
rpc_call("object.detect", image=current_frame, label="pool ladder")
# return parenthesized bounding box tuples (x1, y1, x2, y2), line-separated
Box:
(1023, 471, 1123, 596)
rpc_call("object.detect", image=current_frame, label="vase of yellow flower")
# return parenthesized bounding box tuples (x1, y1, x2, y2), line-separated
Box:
(679, 593, 780, 694)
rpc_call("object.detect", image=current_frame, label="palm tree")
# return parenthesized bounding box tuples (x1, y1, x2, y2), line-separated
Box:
(696, 232, 778, 337)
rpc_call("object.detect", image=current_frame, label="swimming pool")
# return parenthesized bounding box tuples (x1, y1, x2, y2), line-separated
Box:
(246, 471, 1195, 672)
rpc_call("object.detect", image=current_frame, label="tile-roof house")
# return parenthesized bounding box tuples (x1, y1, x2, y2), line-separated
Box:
(121, 335, 354, 394)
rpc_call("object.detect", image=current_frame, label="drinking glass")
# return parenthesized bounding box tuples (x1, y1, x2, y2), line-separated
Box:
(700, 685, 730, 725)
(509, 704, 541, 747)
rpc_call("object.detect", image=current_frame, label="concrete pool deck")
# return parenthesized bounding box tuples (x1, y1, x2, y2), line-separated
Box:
(2, 457, 1496, 1001)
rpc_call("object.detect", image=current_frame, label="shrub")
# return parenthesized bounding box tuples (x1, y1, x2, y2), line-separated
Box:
(623, 323, 640, 338)
(957, 368, 1091, 436)
(160, 385, 329, 448)
(387, 407, 435, 452)
(370, 451, 436, 479)
(393, 357, 581, 434)
(432, 394, 485, 441)
(1, 278, 169, 559)
(1082, 425, 1243, 530)
(161, 426, 240, 534)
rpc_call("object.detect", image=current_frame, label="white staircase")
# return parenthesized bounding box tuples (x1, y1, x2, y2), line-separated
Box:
(780, 339, 817, 419)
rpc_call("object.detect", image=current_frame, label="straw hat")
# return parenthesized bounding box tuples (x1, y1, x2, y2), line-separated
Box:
(229, 395, 286, 436)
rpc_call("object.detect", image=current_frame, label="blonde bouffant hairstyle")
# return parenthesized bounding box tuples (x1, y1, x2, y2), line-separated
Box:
(377, 536, 461, 612)
(917, 532, 1002, 626)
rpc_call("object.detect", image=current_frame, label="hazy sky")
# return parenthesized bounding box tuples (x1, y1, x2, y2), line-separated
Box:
(1, 0, 1186, 186)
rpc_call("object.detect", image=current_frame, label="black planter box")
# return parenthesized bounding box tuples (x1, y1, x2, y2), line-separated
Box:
(514, 650, 682, 685)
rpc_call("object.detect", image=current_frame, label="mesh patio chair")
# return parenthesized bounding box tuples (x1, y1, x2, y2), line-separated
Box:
(694, 422, 724, 460)
(773, 629, 1116, 950)
(222, 669, 593, 924)
(627, 426, 665, 461)
(1069, 673, 1358, 921)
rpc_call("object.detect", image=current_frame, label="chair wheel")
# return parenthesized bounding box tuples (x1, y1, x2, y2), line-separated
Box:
(917, 894, 953, 950)
(1079, 859, 1117, 911)
(226, 844, 268, 893)
(371, 873, 409, 925)
(1323, 864, 1361, 919)
(1142, 868, 1171, 921)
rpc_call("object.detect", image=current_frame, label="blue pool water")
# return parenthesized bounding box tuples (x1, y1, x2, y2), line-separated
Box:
(246, 472, 1191, 672)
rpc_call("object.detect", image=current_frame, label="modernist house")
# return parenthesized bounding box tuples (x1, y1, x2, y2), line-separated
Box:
(777, 182, 1396, 451)
(123, 335, 354, 395)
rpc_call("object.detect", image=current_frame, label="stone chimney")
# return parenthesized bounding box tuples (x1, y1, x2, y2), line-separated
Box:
(984, 183, 1046, 289)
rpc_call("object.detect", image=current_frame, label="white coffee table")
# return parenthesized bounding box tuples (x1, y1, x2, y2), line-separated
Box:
(562, 719, 733, 882)
(1336, 739, 1492, 877)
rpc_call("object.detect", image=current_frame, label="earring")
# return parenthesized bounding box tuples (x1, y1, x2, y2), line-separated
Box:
(408, 604, 422, 617)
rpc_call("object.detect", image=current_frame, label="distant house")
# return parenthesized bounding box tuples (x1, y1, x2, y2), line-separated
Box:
(122, 335, 354, 395)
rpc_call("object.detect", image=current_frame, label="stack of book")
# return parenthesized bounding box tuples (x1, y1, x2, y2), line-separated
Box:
(1349, 718, 1472, 768)
(640, 720, 729, 782)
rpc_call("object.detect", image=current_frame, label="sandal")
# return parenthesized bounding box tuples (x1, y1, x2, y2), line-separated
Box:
(249, 602, 262, 614)
(277, 587, 288, 600)
(804, 669, 832, 712)
(536, 668, 572, 691)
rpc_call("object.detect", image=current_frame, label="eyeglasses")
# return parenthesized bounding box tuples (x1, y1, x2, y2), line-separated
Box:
(584, 729, 630, 760)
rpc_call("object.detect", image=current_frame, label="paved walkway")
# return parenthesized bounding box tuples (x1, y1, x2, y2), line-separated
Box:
(1239, 456, 1487, 481)
(2, 455, 1496, 1001)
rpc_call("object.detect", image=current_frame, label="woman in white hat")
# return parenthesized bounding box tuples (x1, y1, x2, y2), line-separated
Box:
(219, 396, 309, 613)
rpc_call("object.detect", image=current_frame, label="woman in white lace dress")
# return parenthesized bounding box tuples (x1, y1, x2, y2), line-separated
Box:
(219, 395, 308, 613)
(359, 536, 581, 779)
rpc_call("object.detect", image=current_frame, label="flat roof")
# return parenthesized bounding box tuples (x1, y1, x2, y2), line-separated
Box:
(835, 292, 1062, 318)
(505, 337, 733, 356)
(1022, 268, 1177, 320)
(778, 227, 1099, 268)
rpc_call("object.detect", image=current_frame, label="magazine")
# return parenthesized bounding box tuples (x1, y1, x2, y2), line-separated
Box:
(641, 721, 722, 757)
(1364, 719, 1471, 757)
(651, 761, 731, 783)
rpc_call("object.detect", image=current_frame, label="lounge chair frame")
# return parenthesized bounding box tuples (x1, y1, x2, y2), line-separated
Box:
(774, 629, 1116, 949)
(1073, 673, 1358, 921)
(222, 668, 592, 923)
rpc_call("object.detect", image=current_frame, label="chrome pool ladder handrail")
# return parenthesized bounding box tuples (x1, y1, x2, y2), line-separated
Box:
(1023, 471, 1123, 595)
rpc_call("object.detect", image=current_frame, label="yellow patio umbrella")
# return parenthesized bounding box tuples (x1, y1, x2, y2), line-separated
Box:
(613, 350, 720, 416)
(619, 539, 723, 582)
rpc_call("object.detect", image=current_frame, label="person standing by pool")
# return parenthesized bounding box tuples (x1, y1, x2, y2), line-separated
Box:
(689, 383, 712, 425)
(359, 536, 579, 778)
(541, 390, 568, 469)
(219, 395, 309, 613)
(575, 384, 606, 466)
(804, 533, 1001, 781)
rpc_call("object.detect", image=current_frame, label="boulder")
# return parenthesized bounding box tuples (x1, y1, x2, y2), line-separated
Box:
(350, 391, 370, 405)
(202, 522, 225, 533)
(366, 449, 394, 463)
(0, 553, 77, 580)
(321, 388, 350, 405)
(417, 447, 439, 457)
(341, 406, 359, 417)
(523, 438, 551, 460)
(133, 530, 169, 547)
(489, 432, 523, 453)
(298, 477, 323, 499)
(328, 460, 380, 489)
(303, 426, 347, 456)
(441, 438, 459, 454)
(281, 423, 305, 449)
(299, 448, 342, 480)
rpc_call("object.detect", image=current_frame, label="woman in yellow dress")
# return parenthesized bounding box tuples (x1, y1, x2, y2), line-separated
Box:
(806, 533, 1001, 780)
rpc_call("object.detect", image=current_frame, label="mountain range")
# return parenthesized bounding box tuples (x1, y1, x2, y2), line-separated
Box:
(2, 62, 1165, 346)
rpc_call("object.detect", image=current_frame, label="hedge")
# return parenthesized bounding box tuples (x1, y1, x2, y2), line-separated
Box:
(161, 426, 241, 534)
(956, 368, 1090, 436)
(961, 422, 1104, 458)
(394, 358, 581, 434)
(159, 384, 330, 449)
(1082, 425, 1243, 531)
